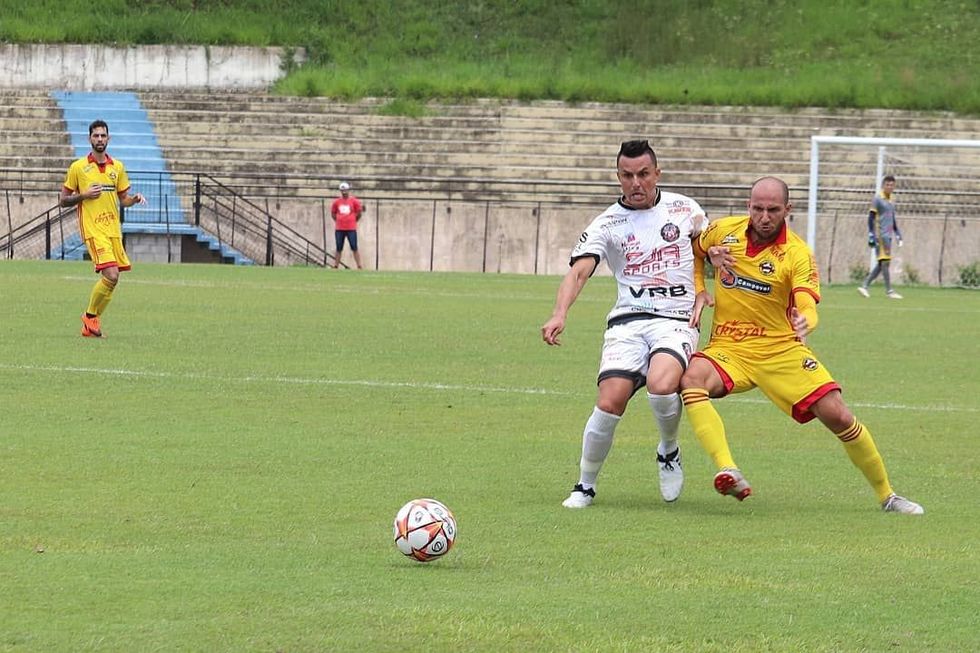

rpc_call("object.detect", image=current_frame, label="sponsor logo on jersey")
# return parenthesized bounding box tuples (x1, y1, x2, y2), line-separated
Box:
(719, 272, 772, 294)
(660, 223, 680, 242)
(628, 284, 688, 298)
(719, 267, 736, 287)
(759, 261, 775, 276)
(603, 216, 629, 229)
(802, 357, 819, 371)
(722, 234, 739, 245)
(807, 256, 820, 285)
(620, 232, 641, 257)
(714, 320, 767, 341)
(668, 200, 692, 215)
(624, 243, 681, 276)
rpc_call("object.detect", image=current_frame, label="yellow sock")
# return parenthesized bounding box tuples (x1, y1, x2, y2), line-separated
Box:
(681, 388, 737, 470)
(86, 277, 115, 316)
(836, 419, 893, 502)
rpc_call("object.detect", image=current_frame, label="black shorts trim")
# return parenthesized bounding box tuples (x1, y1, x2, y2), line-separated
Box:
(606, 312, 689, 329)
(650, 347, 688, 371)
(597, 369, 646, 396)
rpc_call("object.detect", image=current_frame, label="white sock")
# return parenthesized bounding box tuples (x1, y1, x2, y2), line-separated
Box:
(648, 392, 681, 456)
(578, 406, 621, 488)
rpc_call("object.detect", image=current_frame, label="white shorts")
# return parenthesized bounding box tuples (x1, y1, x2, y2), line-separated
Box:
(597, 316, 699, 391)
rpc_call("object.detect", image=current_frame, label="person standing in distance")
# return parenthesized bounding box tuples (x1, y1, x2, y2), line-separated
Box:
(858, 175, 904, 299)
(680, 176, 922, 514)
(60, 119, 146, 338)
(541, 139, 713, 508)
(331, 181, 363, 269)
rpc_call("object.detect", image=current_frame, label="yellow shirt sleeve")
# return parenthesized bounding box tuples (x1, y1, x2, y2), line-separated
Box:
(694, 252, 705, 294)
(793, 288, 819, 332)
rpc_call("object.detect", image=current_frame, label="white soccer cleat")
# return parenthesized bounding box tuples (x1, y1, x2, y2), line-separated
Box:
(886, 290, 903, 299)
(657, 447, 683, 502)
(882, 493, 924, 515)
(562, 483, 595, 508)
(857, 286, 870, 298)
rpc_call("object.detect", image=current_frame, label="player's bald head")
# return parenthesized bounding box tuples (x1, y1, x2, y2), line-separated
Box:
(750, 176, 789, 204)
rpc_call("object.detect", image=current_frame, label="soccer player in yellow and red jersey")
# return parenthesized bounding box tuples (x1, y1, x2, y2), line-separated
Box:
(60, 119, 146, 338)
(680, 176, 923, 514)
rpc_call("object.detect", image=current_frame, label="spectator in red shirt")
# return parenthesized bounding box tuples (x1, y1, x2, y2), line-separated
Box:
(330, 181, 363, 269)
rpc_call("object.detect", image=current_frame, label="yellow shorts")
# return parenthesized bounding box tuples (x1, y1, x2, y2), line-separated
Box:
(86, 235, 131, 272)
(695, 341, 841, 423)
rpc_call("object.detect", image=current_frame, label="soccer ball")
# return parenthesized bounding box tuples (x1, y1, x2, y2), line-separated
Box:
(393, 498, 457, 562)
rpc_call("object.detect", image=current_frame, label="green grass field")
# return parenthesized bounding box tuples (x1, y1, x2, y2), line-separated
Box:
(1, 260, 977, 652)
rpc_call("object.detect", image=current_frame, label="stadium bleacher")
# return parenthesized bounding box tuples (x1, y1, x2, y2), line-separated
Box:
(1, 89, 978, 281)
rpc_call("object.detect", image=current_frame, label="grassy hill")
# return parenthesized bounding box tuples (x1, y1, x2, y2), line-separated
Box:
(2, 0, 978, 112)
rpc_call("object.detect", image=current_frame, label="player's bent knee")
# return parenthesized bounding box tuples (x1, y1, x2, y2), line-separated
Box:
(811, 392, 854, 432)
(680, 368, 711, 391)
(646, 378, 680, 395)
(595, 399, 627, 416)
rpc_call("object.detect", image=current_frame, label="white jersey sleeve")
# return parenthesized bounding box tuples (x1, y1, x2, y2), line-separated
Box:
(569, 202, 620, 266)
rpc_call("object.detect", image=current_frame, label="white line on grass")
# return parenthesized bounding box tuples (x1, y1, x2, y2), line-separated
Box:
(3, 363, 977, 413)
(0, 363, 563, 396)
(59, 275, 980, 312)
(59, 275, 555, 303)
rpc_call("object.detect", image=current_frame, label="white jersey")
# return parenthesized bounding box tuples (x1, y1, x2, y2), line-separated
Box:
(570, 190, 706, 322)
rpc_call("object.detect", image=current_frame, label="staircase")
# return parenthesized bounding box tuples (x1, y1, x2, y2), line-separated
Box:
(49, 90, 251, 264)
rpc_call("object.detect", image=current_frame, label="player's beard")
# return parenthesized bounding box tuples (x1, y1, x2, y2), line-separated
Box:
(92, 142, 106, 153)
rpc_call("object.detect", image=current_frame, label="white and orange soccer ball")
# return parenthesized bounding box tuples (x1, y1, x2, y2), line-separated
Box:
(393, 498, 457, 562)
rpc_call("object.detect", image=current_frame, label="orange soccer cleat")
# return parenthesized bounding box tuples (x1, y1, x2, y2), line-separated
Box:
(80, 313, 103, 338)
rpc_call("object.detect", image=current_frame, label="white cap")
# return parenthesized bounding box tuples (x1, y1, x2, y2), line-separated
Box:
(339, 182, 351, 191)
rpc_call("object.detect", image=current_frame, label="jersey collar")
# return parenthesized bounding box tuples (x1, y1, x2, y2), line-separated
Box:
(745, 219, 788, 257)
(617, 187, 661, 211)
(87, 152, 114, 172)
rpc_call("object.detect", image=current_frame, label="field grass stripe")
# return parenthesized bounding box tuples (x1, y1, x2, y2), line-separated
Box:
(3, 362, 977, 412)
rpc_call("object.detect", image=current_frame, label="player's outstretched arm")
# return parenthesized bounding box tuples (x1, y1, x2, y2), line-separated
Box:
(542, 257, 596, 346)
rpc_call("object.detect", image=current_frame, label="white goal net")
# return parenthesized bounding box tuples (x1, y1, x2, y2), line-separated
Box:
(805, 136, 980, 287)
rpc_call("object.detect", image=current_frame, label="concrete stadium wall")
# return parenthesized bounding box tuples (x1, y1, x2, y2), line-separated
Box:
(263, 196, 606, 274)
(245, 195, 975, 285)
(0, 44, 304, 90)
(7, 188, 974, 284)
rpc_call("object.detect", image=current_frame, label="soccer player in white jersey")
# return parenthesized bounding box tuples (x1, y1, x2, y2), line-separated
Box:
(541, 140, 713, 507)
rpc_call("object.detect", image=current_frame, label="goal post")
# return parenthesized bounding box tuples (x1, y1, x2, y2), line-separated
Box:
(806, 135, 980, 287)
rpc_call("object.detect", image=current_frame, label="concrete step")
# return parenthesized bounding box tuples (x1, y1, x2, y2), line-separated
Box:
(135, 92, 977, 132)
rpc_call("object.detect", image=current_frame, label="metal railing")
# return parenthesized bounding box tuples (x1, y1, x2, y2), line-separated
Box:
(1, 174, 333, 267)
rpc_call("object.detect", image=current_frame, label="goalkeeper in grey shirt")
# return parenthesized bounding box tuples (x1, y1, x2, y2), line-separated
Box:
(858, 175, 904, 299)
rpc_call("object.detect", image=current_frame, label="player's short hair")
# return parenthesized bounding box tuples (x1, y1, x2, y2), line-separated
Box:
(617, 140, 658, 167)
(882, 174, 896, 184)
(88, 119, 109, 135)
